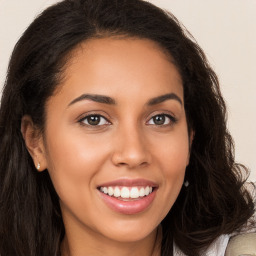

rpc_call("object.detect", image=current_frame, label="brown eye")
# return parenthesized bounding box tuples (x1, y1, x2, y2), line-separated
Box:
(87, 116, 101, 125)
(153, 115, 166, 125)
(80, 115, 109, 126)
(147, 114, 177, 126)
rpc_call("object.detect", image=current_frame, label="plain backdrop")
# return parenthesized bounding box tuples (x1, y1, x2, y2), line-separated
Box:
(0, 0, 255, 181)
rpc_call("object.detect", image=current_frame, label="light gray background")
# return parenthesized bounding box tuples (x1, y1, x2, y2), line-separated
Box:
(0, 0, 255, 181)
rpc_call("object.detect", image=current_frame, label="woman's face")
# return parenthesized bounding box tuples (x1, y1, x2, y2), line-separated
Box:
(40, 38, 191, 243)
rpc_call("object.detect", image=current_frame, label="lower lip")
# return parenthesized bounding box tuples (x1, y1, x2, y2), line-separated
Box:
(99, 189, 157, 215)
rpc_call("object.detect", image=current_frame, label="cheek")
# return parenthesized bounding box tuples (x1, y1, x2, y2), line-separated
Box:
(150, 129, 189, 214)
(43, 127, 110, 200)
(165, 138, 188, 186)
(152, 126, 190, 175)
(159, 140, 188, 187)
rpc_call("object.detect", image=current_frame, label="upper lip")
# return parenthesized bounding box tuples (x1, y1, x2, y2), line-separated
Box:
(97, 178, 158, 188)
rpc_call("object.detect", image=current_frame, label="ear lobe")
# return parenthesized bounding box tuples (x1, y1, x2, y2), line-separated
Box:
(21, 115, 47, 171)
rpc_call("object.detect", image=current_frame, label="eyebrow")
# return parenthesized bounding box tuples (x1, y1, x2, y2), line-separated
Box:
(68, 94, 116, 106)
(147, 93, 183, 106)
(68, 92, 182, 107)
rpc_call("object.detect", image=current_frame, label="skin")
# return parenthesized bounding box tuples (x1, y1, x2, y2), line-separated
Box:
(22, 38, 192, 256)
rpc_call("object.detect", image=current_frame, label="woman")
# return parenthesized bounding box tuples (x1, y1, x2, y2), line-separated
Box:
(0, 0, 255, 255)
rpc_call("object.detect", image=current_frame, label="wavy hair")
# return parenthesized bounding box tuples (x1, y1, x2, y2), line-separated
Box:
(0, 0, 254, 255)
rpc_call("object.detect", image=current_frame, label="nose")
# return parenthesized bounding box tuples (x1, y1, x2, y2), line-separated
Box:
(111, 125, 151, 169)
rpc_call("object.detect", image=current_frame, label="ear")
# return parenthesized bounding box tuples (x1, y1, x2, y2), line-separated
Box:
(21, 115, 47, 172)
(186, 130, 195, 166)
(189, 130, 195, 147)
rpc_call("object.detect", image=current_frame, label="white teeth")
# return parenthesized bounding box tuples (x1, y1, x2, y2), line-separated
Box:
(99, 186, 154, 199)
(139, 187, 145, 197)
(114, 187, 121, 197)
(130, 187, 139, 198)
(145, 186, 150, 196)
(103, 187, 108, 194)
(108, 186, 114, 196)
(121, 187, 129, 198)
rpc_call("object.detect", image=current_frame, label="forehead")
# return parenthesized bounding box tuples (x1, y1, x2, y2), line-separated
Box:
(52, 37, 183, 105)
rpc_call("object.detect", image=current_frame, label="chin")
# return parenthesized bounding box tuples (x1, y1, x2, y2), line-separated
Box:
(95, 217, 159, 243)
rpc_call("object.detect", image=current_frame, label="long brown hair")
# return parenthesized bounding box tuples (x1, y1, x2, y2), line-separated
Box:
(0, 0, 254, 255)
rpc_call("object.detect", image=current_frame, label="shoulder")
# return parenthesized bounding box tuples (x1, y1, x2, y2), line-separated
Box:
(233, 182, 256, 234)
(174, 233, 256, 256)
(173, 235, 229, 256)
(225, 233, 256, 256)
(225, 182, 256, 255)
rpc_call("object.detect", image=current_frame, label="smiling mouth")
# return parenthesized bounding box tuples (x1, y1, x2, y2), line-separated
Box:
(98, 186, 155, 200)
(97, 179, 158, 214)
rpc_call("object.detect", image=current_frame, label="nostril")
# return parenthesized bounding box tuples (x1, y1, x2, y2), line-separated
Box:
(140, 161, 149, 166)
(116, 161, 149, 169)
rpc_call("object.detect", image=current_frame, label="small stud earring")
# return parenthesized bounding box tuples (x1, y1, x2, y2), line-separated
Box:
(184, 180, 189, 187)
(36, 162, 41, 171)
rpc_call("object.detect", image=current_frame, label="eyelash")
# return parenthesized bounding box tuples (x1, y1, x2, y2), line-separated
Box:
(147, 113, 177, 126)
(78, 113, 177, 127)
(78, 114, 111, 127)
